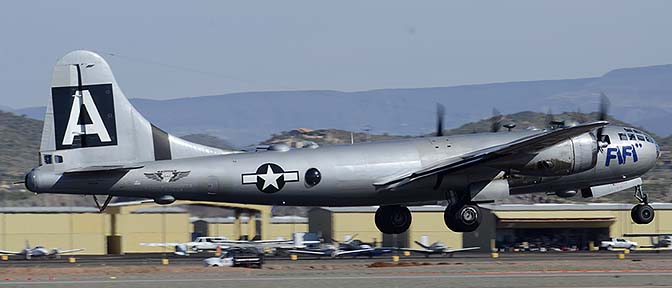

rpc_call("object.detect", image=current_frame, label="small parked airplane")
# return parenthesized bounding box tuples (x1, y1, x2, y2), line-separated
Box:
(289, 234, 393, 258)
(142, 234, 312, 256)
(400, 240, 479, 257)
(0, 241, 84, 260)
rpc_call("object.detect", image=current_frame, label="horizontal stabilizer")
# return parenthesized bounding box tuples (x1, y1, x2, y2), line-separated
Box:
(64, 164, 144, 174)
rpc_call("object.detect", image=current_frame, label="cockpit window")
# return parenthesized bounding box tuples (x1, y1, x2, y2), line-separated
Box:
(636, 135, 645, 141)
(628, 133, 636, 141)
(618, 133, 628, 141)
(633, 129, 643, 134)
(645, 136, 654, 143)
(624, 128, 633, 132)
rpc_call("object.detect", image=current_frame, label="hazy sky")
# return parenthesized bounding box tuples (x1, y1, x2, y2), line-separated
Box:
(2, 0, 672, 108)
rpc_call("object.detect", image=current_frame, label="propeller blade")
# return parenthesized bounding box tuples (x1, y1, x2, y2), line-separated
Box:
(545, 108, 554, 129)
(596, 93, 611, 141)
(491, 108, 502, 132)
(599, 92, 610, 121)
(436, 103, 445, 136)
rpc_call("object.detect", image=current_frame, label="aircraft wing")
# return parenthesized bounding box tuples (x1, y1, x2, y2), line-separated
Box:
(140, 242, 183, 247)
(442, 247, 480, 253)
(334, 248, 375, 257)
(56, 248, 85, 254)
(623, 233, 672, 237)
(375, 121, 608, 190)
(399, 248, 434, 254)
(287, 249, 330, 256)
(0, 250, 19, 255)
(220, 239, 291, 245)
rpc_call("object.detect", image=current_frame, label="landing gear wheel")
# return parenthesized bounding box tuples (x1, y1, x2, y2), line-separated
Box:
(631, 204, 654, 224)
(631, 185, 655, 224)
(444, 204, 481, 232)
(375, 205, 412, 234)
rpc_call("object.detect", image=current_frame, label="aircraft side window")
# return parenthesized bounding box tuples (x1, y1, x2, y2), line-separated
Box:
(636, 135, 645, 141)
(628, 133, 636, 141)
(44, 154, 53, 165)
(305, 168, 322, 187)
(54, 155, 63, 163)
(618, 133, 628, 141)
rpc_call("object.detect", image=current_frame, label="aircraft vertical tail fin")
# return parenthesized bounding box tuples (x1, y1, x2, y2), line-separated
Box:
(40, 50, 236, 171)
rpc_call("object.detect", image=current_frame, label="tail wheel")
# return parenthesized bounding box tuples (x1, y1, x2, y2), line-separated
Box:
(375, 205, 412, 234)
(631, 204, 655, 224)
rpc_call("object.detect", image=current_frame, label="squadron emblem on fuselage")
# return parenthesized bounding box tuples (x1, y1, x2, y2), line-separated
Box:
(144, 170, 191, 183)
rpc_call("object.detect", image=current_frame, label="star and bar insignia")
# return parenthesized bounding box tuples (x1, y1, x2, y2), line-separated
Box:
(242, 163, 299, 193)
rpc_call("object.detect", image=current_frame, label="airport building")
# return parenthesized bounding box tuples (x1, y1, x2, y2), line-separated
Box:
(0, 202, 671, 255)
(310, 203, 672, 251)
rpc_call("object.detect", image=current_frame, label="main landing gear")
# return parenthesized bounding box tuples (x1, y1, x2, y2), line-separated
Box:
(631, 185, 654, 224)
(375, 205, 412, 234)
(444, 202, 482, 232)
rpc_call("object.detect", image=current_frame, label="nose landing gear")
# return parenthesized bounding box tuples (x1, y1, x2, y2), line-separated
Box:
(631, 185, 654, 224)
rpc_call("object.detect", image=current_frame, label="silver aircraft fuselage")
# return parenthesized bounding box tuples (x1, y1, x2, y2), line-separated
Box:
(26, 126, 659, 206)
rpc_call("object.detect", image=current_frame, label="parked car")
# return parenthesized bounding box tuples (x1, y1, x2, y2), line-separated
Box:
(204, 248, 264, 268)
(600, 238, 638, 250)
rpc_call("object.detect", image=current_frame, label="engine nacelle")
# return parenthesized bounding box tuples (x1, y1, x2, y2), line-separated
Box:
(510, 133, 598, 176)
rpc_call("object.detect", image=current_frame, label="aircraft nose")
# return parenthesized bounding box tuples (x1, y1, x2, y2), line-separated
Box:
(24, 169, 39, 192)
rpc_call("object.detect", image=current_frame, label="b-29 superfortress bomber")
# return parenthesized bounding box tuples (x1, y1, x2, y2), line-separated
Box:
(25, 51, 660, 235)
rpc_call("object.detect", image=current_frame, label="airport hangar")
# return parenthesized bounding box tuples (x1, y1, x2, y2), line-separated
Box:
(0, 201, 670, 255)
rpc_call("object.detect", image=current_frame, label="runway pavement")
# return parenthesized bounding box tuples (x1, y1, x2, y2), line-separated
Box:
(1, 250, 671, 267)
(1, 252, 672, 287)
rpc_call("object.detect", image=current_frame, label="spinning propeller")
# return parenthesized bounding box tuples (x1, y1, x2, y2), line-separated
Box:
(436, 103, 445, 136)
